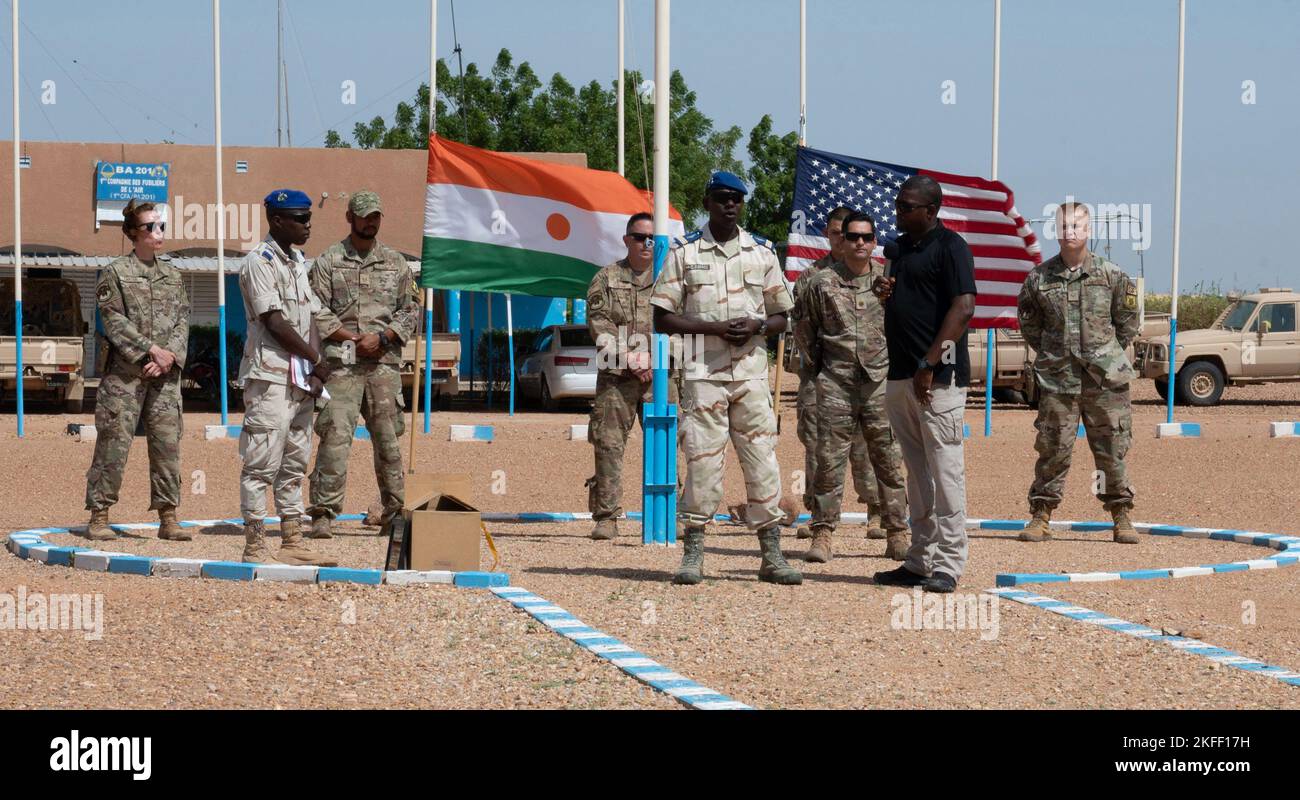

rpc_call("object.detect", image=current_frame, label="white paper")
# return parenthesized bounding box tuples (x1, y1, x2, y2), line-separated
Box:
(291, 356, 330, 401)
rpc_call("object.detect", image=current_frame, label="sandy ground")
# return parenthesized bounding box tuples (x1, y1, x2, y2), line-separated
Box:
(1, 372, 1298, 709)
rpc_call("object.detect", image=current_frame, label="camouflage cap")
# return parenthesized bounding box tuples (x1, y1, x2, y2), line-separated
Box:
(349, 190, 383, 217)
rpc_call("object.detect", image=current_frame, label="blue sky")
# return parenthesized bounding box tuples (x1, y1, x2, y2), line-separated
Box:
(3, 0, 1297, 292)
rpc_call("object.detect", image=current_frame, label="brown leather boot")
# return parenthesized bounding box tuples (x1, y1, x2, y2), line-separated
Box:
(86, 508, 116, 541)
(279, 517, 339, 566)
(1112, 506, 1140, 544)
(884, 529, 910, 561)
(590, 518, 618, 540)
(805, 529, 832, 563)
(307, 514, 333, 539)
(157, 506, 190, 541)
(1019, 507, 1052, 542)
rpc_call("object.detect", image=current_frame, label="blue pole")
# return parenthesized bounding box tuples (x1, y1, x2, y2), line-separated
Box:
(573, 298, 587, 325)
(506, 293, 515, 417)
(984, 327, 994, 436)
(643, 233, 671, 545)
(14, 299, 23, 438)
(423, 301, 433, 433)
(1165, 316, 1178, 423)
(218, 301, 228, 426)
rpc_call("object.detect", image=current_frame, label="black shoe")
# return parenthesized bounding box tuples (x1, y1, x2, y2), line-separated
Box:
(873, 565, 927, 587)
(922, 572, 957, 593)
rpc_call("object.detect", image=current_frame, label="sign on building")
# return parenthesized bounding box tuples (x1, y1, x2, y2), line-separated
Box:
(94, 162, 171, 226)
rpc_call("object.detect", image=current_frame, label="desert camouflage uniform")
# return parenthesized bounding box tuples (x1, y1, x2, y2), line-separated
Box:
(793, 255, 878, 511)
(85, 252, 190, 512)
(306, 239, 420, 529)
(1018, 252, 1140, 511)
(794, 260, 906, 534)
(650, 226, 792, 530)
(585, 259, 681, 522)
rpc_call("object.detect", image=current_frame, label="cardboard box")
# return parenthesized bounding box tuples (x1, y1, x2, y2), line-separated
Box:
(401, 473, 481, 572)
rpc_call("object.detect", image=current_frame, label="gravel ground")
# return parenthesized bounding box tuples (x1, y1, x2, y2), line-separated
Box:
(1, 374, 1297, 709)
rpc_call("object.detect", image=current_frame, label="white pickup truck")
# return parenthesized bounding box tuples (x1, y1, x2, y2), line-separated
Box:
(0, 277, 88, 412)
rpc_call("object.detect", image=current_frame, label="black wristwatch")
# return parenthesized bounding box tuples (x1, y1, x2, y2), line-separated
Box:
(757, 320, 770, 337)
(917, 356, 936, 372)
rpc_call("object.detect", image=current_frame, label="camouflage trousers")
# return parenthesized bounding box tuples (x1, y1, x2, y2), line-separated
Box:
(308, 362, 406, 527)
(797, 372, 878, 511)
(678, 377, 783, 530)
(1028, 373, 1135, 512)
(240, 378, 315, 523)
(586, 371, 681, 522)
(810, 371, 907, 534)
(84, 370, 183, 511)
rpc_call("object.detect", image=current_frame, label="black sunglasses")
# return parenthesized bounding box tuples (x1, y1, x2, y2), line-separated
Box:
(137, 221, 166, 234)
(895, 199, 933, 214)
(278, 212, 313, 224)
(844, 231, 875, 242)
(626, 232, 654, 244)
(709, 191, 745, 205)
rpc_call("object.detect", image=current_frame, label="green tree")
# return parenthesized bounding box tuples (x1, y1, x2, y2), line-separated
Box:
(742, 114, 799, 243)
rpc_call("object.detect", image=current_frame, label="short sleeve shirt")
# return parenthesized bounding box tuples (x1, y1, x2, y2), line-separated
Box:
(238, 236, 322, 385)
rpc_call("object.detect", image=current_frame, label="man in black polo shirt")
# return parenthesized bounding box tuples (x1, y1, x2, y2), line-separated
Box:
(871, 175, 976, 593)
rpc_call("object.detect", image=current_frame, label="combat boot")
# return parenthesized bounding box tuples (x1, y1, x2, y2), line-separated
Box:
(86, 508, 116, 541)
(1112, 506, 1140, 544)
(307, 514, 333, 539)
(866, 509, 886, 540)
(279, 517, 339, 567)
(590, 518, 618, 540)
(1019, 507, 1053, 542)
(157, 506, 190, 541)
(757, 525, 803, 585)
(672, 526, 706, 585)
(805, 528, 832, 563)
(885, 529, 910, 561)
(796, 525, 813, 540)
(242, 519, 277, 564)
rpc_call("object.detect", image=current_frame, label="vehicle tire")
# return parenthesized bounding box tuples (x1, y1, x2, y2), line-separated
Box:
(1154, 379, 1169, 402)
(540, 376, 559, 413)
(1176, 361, 1224, 406)
(991, 387, 1025, 405)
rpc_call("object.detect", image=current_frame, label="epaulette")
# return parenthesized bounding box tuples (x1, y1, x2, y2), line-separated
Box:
(673, 230, 703, 248)
(751, 233, 776, 251)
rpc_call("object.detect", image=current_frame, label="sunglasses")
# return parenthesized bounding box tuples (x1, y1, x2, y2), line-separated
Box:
(626, 232, 654, 244)
(278, 212, 313, 224)
(844, 231, 875, 242)
(709, 191, 745, 205)
(137, 221, 166, 234)
(894, 199, 933, 214)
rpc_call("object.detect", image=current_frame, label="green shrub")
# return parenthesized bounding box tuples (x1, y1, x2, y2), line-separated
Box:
(1143, 290, 1232, 331)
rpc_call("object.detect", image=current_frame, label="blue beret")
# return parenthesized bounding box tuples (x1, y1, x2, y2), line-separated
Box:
(705, 171, 748, 196)
(264, 189, 312, 210)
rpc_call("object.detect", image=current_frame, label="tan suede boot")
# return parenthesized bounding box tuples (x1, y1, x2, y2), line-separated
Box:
(279, 517, 339, 567)
(307, 514, 333, 539)
(884, 529, 910, 561)
(590, 519, 618, 540)
(865, 510, 886, 540)
(1112, 506, 1140, 544)
(805, 529, 832, 563)
(85, 508, 116, 541)
(157, 506, 190, 541)
(242, 519, 277, 564)
(1019, 507, 1053, 542)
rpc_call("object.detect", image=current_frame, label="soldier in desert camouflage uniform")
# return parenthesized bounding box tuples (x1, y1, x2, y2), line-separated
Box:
(651, 171, 801, 586)
(584, 213, 681, 540)
(84, 199, 190, 542)
(794, 212, 909, 564)
(793, 205, 883, 540)
(1017, 201, 1141, 544)
(306, 191, 420, 539)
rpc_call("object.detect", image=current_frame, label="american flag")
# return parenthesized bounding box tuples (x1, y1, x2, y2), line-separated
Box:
(787, 145, 1042, 329)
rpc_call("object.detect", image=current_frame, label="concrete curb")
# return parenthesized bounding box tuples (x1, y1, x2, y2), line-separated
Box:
(1269, 422, 1300, 438)
(1156, 421, 1202, 438)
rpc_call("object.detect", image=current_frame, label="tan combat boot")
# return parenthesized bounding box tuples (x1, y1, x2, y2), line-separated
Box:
(805, 528, 833, 563)
(86, 508, 116, 541)
(590, 519, 618, 540)
(1112, 506, 1140, 544)
(795, 525, 813, 540)
(157, 506, 190, 541)
(242, 519, 277, 564)
(279, 517, 339, 567)
(865, 509, 886, 540)
(884, 529, 910, 561)
(1019, 507, 1052, 542)
(307, 514, 333, 539)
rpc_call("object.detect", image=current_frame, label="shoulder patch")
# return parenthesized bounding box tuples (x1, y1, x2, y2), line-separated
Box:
(751, 233, 776, 251)
(673, 230, 703, 248)
(96, 284, 112, 303)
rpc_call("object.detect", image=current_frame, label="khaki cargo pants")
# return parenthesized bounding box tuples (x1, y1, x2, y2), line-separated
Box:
(240, 378, 315, 523)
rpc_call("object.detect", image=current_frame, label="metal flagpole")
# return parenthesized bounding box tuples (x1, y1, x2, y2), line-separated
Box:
(773, 0, 804, 432)
(213, 0, 229, 426)
(642, 0, 674, 546)
(1166, 0, 1185, 423)
(985, 0, 1001, 437)
(506, 293, 515, 416)
(617, 0, 625, 177)
(11, 0, 23, 437)
(409, 0, 436, 473)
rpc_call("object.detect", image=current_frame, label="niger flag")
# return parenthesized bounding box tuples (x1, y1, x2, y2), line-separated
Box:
(421, 135, 685, 298)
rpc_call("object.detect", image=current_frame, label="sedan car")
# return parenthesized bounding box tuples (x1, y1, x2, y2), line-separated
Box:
(516, 324, 597, 411)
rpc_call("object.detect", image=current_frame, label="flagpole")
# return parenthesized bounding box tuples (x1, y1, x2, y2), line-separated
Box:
(773, 0, 804, 433)
(409, 0, 436, 473)
(11, 0, 23, 437)
(984, 0, 1001, 438)
(1166, 0, 1185, 423)
(212, 0, 228, 427)
(643, 0, 673, 546)
(617, 0, 625, 177)
(506, 293, 515, 416)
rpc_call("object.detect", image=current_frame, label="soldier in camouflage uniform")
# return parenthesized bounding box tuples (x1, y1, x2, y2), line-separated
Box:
(584, 212, 681, 540)
(306, 191, 420, 538)
(1017, 201, 1141, 544)
(794, 212, 910, 564)
(793, 205, 884, 540)
(84, 200, 190, 542)
(651, 171, 801, 586)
